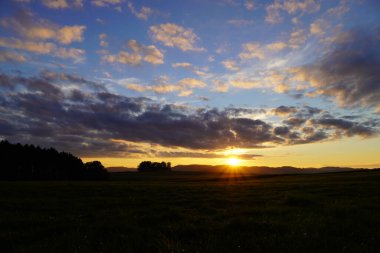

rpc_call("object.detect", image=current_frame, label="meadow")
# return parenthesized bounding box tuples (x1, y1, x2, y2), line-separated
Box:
(1, 170, 380, 252)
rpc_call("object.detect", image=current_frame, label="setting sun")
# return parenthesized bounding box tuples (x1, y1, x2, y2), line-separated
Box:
(227, 157, 241, 166)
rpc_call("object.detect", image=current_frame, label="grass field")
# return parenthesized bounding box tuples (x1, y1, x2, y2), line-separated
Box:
(1, 170, 380, 252)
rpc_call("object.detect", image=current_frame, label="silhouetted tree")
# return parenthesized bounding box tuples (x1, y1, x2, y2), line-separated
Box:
(84, 161, 109, 180)
(0, 140, 109, 180)
(137, 161, 172, 172)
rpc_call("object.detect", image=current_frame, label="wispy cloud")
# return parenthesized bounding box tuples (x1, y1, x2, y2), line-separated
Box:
(92, 0, 123, 7)
(222, 60, 240, 71)
(128, 2, 152, 20)
(150, 23, 205, 52)
(125, 77, 206, 96)
(102, 39, 164, 65)
(41, 0, 83, 9)
(1, 10, 85, 45)
(0, 50, 26, 62)
(227, 19, 254, 26)
(266, 0, 320, 24)
(239, 42, 265, 60)
(0, 37, 85, 61)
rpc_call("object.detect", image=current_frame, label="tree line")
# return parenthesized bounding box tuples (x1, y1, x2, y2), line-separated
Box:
(0, 140, 109, 180)
(138, 161, 171, 172)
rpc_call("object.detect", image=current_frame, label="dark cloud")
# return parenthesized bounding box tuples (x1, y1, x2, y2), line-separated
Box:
(272, 106, 298, 115)
(152, 151, 262, 160)
(283, 117, 306, 127)
(314, 117, 376, 137)
(0, 71, 378, 157)
(295, 28, 380, 111)
(40, 71, 107, 92)
(300, 131, 328, 144)
(274, 126, 290, 136)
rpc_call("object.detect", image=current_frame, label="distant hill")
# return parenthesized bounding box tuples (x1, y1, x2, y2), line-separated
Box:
(107, 166, 137, 172)
(172, 164, 363, 174)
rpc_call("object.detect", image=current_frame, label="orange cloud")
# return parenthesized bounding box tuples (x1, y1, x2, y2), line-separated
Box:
(128, 2, 152, 20)
(150, 23, 205, 52)
(0, 37, 85, 61)
(1, 10, 85, 45)
(222, 60, 240, 71)
(102, 39, 164, 65)
(239, 42, 265, 60)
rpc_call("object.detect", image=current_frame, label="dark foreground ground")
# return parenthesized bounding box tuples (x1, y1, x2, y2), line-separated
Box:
(1, 170, 380, 253)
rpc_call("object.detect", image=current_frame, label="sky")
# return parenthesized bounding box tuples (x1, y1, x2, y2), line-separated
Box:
(0, 0, 379, 168)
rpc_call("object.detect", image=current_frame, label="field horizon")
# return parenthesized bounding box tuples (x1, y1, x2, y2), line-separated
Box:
(106, 164, 377, 173)
(1, 169, 380, 252)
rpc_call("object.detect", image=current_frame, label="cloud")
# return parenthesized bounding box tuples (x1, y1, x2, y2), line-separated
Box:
(0, 37, 52, 54)
(125, 77, 206, 96)
(245, 0, 256, 10)
(42, 0, 69, 8)
(310, 19, 329, 37)
(264, 72, 290, 93)
(265, 0, 320, 24)
(178, 90, 193, 97)
(0, 72, 378, 156)
(154, 150, 262, 160)
(149, 23, 205, 52)
(55, 47, 85, 60)
(96, 18, 105, 24)
(327, 0, 349, 16)
(99, 33, 108, 47)
(288, 29, 307, 49)
(290, 28, 380, 111)
(102, 39, 164, 65)
(1, 10, 86, 45)
(172, 62, 192, 68)
(314, 117, 376, 138)
(266, 42, 287, 51)
(239, 42, 265, 60)
(178, 78, 207, 88)
(0, 50, 26, 62)
(92, 0, 123, 7)
(272, 106, 298, 116)
(172, 62, 209, 77)
(16, 0, 83, 9)
(222, 59, 239, 71)
(39, 70, 106, 91)
(265, 1, 283, 24)
(227, 19, 254, 26)
(274, 126, 290, 136)
(284, 117, 306, 127)
(126, 83, 183, 95)
(127, 2, 152, 20)
(126, 84, 148, 92)
(41, 0, 83, 9)
(215, 44, 229, 54)
(212, 80, 229, 93)
(283, 0, 320, 14)
(0, 37, 85, 61)
(57, 26, 86, 44)
(238, 40, 289, 64)
(230, 79, 261, 89)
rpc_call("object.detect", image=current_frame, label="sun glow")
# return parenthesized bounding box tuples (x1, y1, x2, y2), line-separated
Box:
(227, 157, 241, 166)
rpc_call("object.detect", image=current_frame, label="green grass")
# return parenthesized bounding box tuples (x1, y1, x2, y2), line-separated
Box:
(1, 170, 380, 252)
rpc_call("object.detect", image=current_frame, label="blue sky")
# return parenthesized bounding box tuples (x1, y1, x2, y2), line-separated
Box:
(0, 0, 379, 168)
